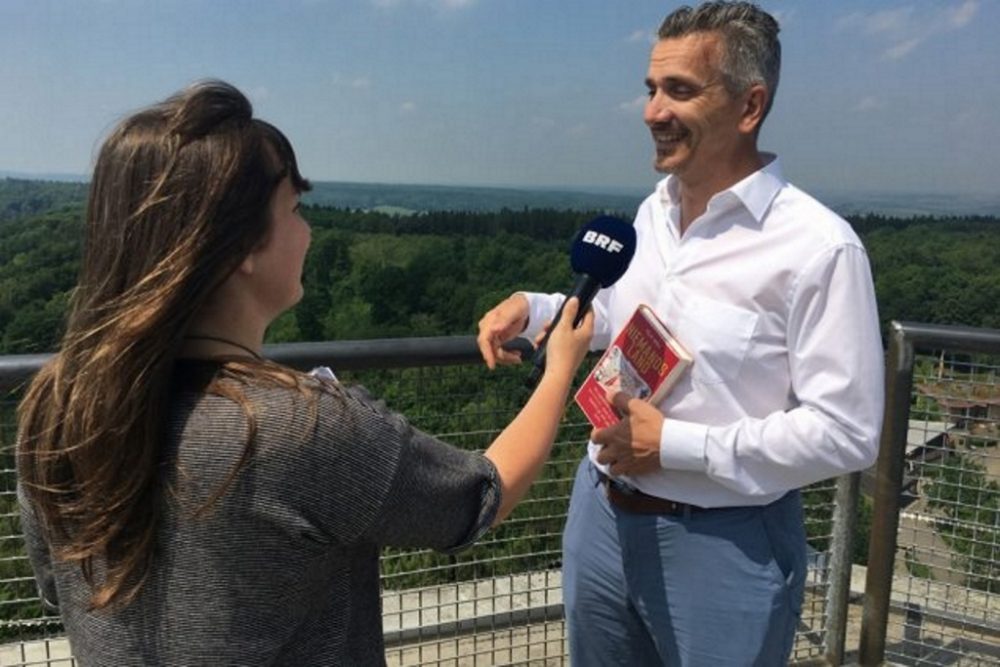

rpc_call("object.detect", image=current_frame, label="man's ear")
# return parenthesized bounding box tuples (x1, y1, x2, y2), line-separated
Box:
(739, 84, 768, 135)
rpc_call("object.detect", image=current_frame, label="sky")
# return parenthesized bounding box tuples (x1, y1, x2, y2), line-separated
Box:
(1, 0, 998, 197)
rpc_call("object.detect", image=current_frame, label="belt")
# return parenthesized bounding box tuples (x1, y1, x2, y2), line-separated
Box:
(598, 471, 706, 516)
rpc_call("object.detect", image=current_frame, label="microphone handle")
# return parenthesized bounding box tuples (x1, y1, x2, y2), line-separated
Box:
(525, 274, 600, 389)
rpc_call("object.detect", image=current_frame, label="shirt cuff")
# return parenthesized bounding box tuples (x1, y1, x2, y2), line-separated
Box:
(519, 291, 561, 340)
(659, 418, 709, 472)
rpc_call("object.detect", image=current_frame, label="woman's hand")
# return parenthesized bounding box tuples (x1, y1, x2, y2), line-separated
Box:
(542, 297, 594, 379)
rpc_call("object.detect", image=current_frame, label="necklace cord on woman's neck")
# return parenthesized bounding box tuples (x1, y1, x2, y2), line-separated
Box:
(183, 334, 262, 360)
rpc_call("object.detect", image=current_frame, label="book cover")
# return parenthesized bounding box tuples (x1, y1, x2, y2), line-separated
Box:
(574, 304, 692, 429)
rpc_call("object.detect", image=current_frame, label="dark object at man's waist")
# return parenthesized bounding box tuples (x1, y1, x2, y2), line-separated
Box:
(597, 470, 706, 516)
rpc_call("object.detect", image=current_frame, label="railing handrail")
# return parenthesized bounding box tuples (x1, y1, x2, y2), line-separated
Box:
(0, 337, 536, 394)
(891, 320, 1000, 353)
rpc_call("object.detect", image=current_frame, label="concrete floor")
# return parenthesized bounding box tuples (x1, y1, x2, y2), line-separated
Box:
(3, 564, 997, 667)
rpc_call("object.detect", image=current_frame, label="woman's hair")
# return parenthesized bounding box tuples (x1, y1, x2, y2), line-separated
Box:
(17, 80, 310, 610)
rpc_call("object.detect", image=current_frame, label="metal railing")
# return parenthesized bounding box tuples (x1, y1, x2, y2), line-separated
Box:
(859, 322, 1000, 666)
(4, 324, 996, 665)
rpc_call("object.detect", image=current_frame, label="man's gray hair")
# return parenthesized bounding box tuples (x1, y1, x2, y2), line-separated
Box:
(659, 1, 781, 120)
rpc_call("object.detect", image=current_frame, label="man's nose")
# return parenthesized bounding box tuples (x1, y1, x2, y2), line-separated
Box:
(645, 93, 674, 124)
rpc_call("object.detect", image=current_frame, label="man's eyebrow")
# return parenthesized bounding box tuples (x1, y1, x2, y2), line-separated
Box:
(646, 75, 693, 86)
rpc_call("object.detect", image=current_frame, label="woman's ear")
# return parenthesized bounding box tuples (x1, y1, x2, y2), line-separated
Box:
(238, 252, 256, 276)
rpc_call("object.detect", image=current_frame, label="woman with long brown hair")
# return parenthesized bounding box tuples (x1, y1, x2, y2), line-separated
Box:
(16, 80, 592, 665)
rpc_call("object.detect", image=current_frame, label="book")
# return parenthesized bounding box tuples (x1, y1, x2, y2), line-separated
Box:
(574, 304, 692, 429)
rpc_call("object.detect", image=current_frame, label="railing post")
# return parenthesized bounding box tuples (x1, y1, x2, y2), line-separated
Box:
(858, 322, 915, 665)
(824, 471, 860, 665)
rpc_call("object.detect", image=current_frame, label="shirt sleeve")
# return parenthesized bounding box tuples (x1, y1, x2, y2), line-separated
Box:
(659, 244, 885, 495)
(519, 289, 615, 352)
(17, 482, 60, 612)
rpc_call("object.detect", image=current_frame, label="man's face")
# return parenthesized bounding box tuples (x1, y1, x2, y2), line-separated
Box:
(643, 32, 747, 183)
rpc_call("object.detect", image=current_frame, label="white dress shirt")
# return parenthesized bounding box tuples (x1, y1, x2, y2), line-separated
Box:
(521, 155, 884, 507)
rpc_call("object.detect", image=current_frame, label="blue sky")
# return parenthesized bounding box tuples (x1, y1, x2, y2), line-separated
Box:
(1, 0, 997, 196)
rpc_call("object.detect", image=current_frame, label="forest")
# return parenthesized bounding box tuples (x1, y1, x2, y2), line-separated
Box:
(1, 178, 998, 356)
(2, 179, 999, 634)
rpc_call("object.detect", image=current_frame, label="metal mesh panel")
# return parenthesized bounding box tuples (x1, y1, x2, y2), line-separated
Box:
(337, 363, 844, 665)
(1, 391, 76, 667)
(794, 479, 840, 663)
(880, 352, 1000, 666)
(347, 363, 579, 666)
(1, 351, 854, 664)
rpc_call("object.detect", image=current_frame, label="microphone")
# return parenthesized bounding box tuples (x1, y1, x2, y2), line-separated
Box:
(525, 215, 637, 388)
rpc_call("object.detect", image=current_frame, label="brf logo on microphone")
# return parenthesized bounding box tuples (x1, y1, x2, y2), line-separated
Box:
(581, 230, 625, 253)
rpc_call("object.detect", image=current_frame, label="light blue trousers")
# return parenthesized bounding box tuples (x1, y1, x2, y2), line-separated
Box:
(562, 459, 806, 666)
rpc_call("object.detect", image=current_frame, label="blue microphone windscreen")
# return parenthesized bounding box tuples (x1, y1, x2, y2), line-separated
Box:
(569, 216, 637, 287)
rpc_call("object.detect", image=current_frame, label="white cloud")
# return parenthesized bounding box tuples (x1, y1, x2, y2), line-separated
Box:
(330, 73, 372, 90)
(567, 123, 588, 136)
(852, 96, 886, 113)
(863, 7, 914, 36)
(626, 29, 652, 44)
(400, 101, 417, 113)
(618, 95, 646, 113)
(770, 9, 795, 28)
(838, 3, 979, 62)
(372, 0, 476, 9)
(835, 8, 909, 36)
(884, 37, 922, 60)
(950, 0, 978, 28)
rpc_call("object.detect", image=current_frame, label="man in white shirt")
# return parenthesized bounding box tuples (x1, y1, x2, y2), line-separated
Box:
(477, 2, 884, 664)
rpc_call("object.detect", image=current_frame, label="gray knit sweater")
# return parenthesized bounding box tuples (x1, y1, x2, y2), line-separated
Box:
(19, 363, 501, 666)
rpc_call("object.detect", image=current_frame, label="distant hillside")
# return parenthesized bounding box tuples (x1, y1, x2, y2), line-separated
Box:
(0, 170, 88, 183)
(3, 176, 999, 219)
(0, 178, 88, 223)
(817, 190, 1000, 219)
(302, 181, 647, 215)
(0, 177, 645, 219)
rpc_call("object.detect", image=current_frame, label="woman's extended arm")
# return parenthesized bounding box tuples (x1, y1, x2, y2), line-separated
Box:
(484, 297, 593, 525)
(282, 298, 594, 550)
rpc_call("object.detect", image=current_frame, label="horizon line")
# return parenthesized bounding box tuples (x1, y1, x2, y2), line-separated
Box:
(2, 170, 998, 201)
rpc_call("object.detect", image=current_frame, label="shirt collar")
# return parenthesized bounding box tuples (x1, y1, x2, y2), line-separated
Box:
(656, 153, 785, 225)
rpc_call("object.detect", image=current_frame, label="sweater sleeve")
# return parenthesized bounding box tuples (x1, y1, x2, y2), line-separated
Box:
(271, 383, 500, 553)
(369, 425, 501, 554)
